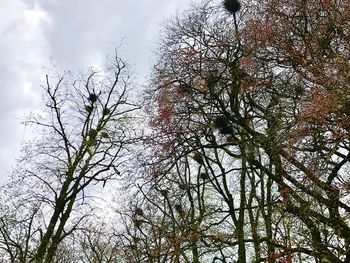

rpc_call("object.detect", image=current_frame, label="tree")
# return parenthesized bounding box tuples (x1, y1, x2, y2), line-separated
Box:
(75, 221, 122, 263)
(0, 53, 140, 263)
(128, 0, 350, 262)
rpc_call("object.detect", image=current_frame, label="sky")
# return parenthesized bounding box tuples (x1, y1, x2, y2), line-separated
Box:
(0, 0, 196, 182)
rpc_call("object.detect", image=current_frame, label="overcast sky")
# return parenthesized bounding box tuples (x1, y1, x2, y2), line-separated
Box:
(0, 0, 196, 182)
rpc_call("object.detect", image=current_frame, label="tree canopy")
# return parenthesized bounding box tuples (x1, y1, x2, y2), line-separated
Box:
(1, 0, 350, 262)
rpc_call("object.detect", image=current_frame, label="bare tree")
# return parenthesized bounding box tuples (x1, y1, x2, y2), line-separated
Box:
(126, 0, 350, 262)
(0, 53, 140, 263)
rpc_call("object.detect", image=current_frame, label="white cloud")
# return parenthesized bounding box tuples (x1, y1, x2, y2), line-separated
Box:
(0, 0, 51, 180)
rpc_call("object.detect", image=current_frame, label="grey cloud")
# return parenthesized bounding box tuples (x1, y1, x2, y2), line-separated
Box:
(37, 0, 191, 76)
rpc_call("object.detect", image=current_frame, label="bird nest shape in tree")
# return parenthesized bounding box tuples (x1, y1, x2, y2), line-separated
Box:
(223, 0, 241, 14)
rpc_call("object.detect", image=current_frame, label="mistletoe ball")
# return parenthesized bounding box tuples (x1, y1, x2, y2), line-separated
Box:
(223, 0, 241, 14)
